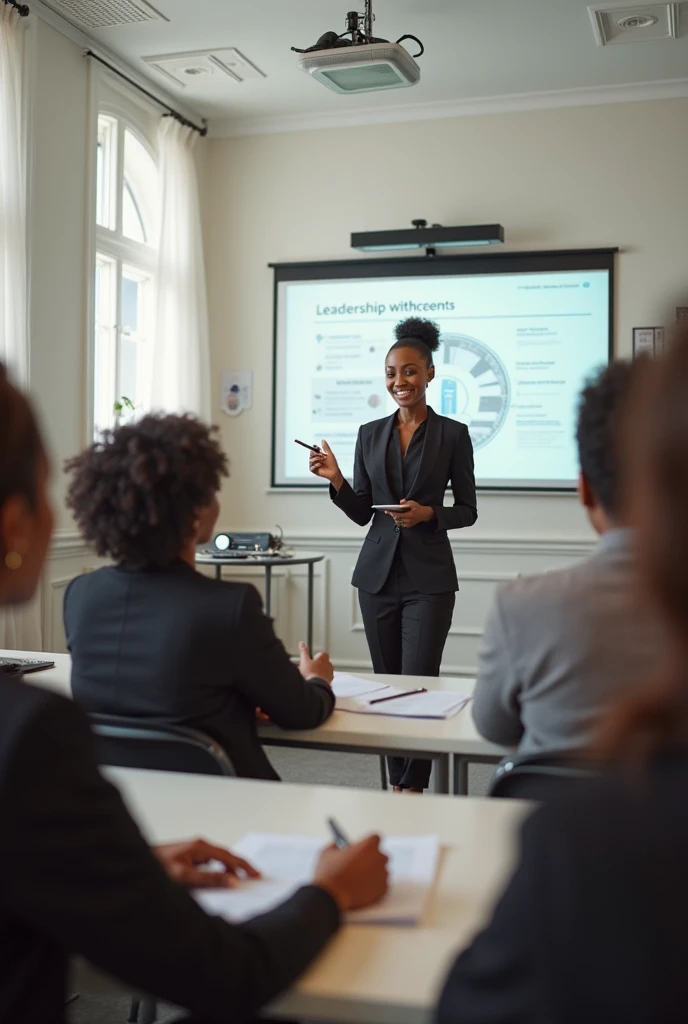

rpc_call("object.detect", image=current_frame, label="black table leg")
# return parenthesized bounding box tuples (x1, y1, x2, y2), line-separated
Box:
(265, 565, 272, 617)
(434, 754, 450, 794)
(215, 564, 221, 581)
(307, 561, 315, 652)
(454, 756, 469, 796)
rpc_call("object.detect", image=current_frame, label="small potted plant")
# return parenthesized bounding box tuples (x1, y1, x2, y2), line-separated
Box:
(113, 395, 135, 427)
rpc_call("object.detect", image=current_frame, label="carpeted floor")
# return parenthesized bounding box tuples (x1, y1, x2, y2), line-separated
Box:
(69, 749, 493, 1023)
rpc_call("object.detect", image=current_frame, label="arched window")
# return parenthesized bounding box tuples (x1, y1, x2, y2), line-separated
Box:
(93, 113, 159, 435)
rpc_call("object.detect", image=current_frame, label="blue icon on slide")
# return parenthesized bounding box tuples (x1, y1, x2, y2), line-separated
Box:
(441, 379, 457, 415)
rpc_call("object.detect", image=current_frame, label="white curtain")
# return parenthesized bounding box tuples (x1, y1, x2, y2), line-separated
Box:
(0, 4, 28, 381)
(148, 117, 211, 420)
(0, 5, 41, 651)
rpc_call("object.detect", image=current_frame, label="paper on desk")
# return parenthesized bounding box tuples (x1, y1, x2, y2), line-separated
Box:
(195, 833, 440, 926)
(332, 672, 391, 701)
(337, 688, 472, 719)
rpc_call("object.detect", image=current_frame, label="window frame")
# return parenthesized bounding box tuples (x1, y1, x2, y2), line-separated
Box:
(87, 78, 160, 440)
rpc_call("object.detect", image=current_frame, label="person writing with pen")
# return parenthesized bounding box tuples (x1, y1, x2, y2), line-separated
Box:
(0, 360, 389, 1023)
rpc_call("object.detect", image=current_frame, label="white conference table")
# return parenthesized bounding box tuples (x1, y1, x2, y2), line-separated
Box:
(110, 766, 532, 1024)
(2, 650, 508, 795)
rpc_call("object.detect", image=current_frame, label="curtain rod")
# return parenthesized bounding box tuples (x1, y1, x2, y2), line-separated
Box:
(3, 0, 30, 16)
(85, 50, 207, 137)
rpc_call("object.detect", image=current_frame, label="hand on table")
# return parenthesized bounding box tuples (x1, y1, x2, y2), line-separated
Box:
(385, 499, 435, 529)
(314, 834, 389, 912)
(154, 839, 261, 889)
(256, 708, 270, 721)
(299, 640, 334, 684)
(308, 440, 344, 491)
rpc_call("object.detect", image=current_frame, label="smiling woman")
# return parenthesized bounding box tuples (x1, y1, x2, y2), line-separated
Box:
(307, 317, 478, 792)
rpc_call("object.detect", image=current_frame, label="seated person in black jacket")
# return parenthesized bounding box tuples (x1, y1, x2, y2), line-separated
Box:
(436, 328, 688, 1024)
(63, 413, 335, 780)
(0, 361, 388, 1023)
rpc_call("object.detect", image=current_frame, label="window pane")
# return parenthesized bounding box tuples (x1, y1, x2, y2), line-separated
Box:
(96, 116, 117, 230)
(122, 181, 146, 244)
(123, 129, 158, 245)
(93, 253, 117, 435)
(118, 264, 153, 417)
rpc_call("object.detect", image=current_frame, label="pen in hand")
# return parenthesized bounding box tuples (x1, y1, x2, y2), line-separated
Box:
(327, 817, 350, 849)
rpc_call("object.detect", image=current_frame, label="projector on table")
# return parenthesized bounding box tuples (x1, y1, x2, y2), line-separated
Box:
(292, 0, 423, 95)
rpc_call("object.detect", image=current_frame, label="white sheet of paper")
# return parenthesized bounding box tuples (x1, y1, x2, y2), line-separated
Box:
(337, 689, 472, 719)
(332, 672, 391, 701)
(195, 833, 440, 926)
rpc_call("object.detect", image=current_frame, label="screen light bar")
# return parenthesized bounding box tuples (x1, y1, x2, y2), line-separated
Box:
(351, 224, 505, 252)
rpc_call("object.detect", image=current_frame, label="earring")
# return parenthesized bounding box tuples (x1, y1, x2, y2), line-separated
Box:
(4, 551, 22, 570)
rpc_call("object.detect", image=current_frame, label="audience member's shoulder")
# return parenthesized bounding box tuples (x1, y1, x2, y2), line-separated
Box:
(193, 573, 263, 614)
(524, 758, 685, 856)
(495, 560, 590, 614)
(0, 678, 84, 771)
(65, 564, 116, 601)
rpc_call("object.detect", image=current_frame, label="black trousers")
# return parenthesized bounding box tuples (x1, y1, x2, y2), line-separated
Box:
(358, 557, 455, 790)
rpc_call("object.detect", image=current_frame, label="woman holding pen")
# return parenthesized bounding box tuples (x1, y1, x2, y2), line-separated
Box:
(309, 318, 477, 792)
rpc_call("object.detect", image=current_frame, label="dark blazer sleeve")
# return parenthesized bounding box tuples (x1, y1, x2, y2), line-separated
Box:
(1, 692, 340, 1021)
(436, 810, 547, 1024)
(232, 585, 335, 729)
(433, 424, 477, 532)
(330, 429, 374, 527)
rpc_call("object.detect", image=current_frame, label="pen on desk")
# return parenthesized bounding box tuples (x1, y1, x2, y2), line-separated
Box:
(327, 817, 350, 849)
(369, 687, 428, 706)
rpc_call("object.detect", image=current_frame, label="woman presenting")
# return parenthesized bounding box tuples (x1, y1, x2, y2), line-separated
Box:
(309, 318, 477, 792)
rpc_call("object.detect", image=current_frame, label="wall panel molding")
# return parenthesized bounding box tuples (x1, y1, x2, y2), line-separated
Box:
(42, 528, 593, 669)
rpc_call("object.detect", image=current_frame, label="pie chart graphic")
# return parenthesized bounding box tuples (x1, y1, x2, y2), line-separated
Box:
(437, 333, 511, 449)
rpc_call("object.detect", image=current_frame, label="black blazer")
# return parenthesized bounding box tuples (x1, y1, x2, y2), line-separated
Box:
(331, 407, 477, 594)
(64, 562, 334, 780)
(0, 674, 340, 1024)
(437, 752, 688, 1024)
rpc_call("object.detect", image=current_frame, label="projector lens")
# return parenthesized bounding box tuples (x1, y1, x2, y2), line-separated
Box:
(319, 64, 404, 92)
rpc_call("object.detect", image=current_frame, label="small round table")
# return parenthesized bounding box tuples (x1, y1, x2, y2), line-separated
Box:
(195, 550, 325, 651)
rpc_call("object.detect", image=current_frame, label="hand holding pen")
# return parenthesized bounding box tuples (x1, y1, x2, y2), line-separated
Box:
(313, 818, 389, 912)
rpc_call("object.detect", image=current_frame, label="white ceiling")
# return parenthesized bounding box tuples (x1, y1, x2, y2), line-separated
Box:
(44, 0, 688, 128)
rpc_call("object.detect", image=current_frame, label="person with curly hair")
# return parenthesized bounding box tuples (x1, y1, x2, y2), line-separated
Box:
(308, 318, 477, 792)
(63, 413, 335, 780)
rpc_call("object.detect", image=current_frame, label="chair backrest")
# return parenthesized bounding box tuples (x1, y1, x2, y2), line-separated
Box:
(89, 714, 235, 777)
(489, 751, 604, 801)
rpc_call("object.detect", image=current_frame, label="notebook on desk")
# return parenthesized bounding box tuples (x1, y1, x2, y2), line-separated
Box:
(332, 673, 472, 719)
(195, 833, 441, 926)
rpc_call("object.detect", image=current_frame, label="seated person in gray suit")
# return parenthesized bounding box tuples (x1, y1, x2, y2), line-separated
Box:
(472, 360, 661, 753)
(63, 414, 335, 780)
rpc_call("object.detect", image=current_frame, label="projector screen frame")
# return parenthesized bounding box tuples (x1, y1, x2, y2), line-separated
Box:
(270, 247, 617, 493)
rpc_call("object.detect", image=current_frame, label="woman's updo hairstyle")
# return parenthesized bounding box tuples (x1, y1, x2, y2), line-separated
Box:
(388, 318, 441, 368)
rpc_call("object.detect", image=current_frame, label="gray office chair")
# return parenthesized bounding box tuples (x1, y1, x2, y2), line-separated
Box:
(489, 751, 604, 801)
(89, 714, 236, 777)
(89, 715, 235, 1024)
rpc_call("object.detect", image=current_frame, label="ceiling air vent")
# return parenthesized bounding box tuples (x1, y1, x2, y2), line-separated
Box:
(43, 0, 167, 30)
(144, 50, 266, 87)
(587, 2, 681, 45)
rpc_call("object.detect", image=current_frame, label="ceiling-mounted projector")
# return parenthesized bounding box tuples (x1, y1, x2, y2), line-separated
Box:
(291, 0, 423, 95)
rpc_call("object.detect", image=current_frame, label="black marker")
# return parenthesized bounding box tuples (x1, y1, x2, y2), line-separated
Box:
(294, 439, 322, 453)
(327, 817, 350, 849)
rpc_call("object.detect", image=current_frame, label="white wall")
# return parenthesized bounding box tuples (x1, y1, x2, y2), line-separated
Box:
(199, 98, 688, 670)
